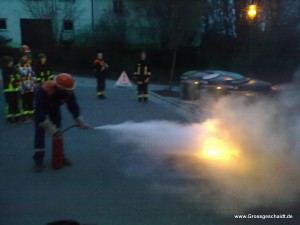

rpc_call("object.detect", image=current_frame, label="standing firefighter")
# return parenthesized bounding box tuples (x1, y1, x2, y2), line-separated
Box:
(18, 53, 36, 121)
(94, 53, 109, 99)
(35, 53, 54, 84)
(33, 73, 89, 172)
(133, 51, 151, 102)
(1, 56, 21, 123)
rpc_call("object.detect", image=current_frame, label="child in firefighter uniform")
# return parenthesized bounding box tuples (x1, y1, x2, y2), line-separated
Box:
(94, 53, 109, 99)
(133, 51, 151, 102)
(34, 53, 54, 84)
(1, 56, 21, 123)
(18, 53, 36, 121)
(33, 73, 89, 172)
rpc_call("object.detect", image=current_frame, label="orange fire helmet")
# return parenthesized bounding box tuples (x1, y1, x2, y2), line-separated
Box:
(21, 45, 31, 53)
(55, 73, 76, 90)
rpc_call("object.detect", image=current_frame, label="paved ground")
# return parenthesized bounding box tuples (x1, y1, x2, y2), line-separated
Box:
(75, 76, 206, 122)
(0, 75, 299, 225)
(0, 76, 208, 225)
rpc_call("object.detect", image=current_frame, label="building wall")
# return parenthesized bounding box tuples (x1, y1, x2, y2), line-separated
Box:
(0, 0, 31, 47)
(71, 0, 111, 36)
(93, 0, 111, 26)
(0, 0, 111, 48)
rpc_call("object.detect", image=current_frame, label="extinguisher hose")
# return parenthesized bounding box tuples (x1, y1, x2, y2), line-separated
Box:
(61, 124, 80, 134)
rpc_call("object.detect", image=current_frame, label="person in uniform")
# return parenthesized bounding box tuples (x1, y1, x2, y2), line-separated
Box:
(33, 73, 89, 172)
(17, 53, 36, 121)
(133, 51, 151, 103)
(93, 53, 109, 99)
(35, 53, 54, 84)
(1, 56, 21, 123)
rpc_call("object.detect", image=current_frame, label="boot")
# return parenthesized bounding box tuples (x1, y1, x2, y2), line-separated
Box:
(33, 150, 45, 172)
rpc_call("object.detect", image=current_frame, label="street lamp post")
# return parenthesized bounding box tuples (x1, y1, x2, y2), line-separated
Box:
(247, 4, 257, 72)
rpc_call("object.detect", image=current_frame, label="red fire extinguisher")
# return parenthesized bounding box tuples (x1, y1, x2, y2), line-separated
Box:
(52, 125, 79, 169)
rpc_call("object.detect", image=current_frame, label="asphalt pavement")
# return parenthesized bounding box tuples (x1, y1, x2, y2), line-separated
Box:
(0, 75, 299, 225)
(0, 76, 208, 225)
(75, 75, 204, 122)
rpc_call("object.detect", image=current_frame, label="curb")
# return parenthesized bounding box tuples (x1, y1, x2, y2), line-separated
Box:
(149, 90, 206, 122)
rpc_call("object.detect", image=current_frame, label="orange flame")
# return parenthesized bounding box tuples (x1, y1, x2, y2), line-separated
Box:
(200, 120, 240, 162)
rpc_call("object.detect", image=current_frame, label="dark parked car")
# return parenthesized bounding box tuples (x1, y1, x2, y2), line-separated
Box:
(181, 70, 272, 98)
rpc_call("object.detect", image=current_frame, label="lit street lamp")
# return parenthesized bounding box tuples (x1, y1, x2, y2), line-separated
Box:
(247, 4, 258, 72)
(247, 4, 257, 20)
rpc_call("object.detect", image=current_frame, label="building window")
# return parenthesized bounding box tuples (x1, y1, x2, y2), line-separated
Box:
(63, 20, 73, 31)
(0, 19, 7, 30)
(113, 0, 124, 16)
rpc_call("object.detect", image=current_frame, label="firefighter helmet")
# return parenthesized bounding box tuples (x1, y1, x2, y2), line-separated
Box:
(21, 45, 31, 53)
(55, 73, 76, 90)
(38, 53, 46, 59)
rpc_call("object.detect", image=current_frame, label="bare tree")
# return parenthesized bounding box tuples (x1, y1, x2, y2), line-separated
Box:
(93, 2, 128, 49)
(128, 0, 206, 89)
(20, 0, 58, 18)
(164, 0, 205, 89)
(214, 0, 236, 36)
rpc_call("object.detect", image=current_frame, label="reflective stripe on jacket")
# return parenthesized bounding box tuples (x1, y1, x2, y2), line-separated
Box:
(2, 66, 21, 92)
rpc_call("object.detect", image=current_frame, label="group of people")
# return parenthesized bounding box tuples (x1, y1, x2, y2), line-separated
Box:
(93, 50, 152, 102)
(2, 45, 53, 124)
(1, 45, 89, 172)
(1, 47, 151, 172)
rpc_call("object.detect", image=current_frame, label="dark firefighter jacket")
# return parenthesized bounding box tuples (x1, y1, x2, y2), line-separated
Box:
(94, 59, 108, 75)
(2, 66, 20, 92)
(34, 80, 80, 125)
(133, 60, 151, 83)
(35, 63, 53, 83)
